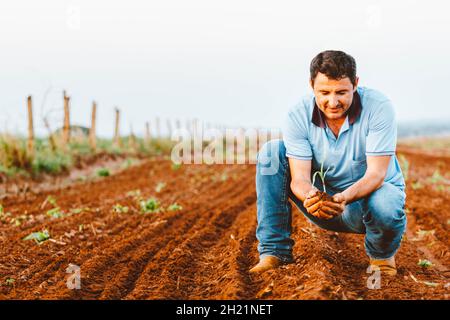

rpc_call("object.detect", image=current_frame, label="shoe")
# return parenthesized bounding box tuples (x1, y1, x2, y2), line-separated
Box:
(249, 255, 282, 274)
(368, 256, 397, 276)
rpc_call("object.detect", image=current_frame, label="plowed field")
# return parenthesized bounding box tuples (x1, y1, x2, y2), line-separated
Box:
(0, 146, 448, 300)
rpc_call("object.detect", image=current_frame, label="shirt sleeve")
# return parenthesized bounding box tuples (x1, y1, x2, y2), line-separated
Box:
(282, 108, 313, 160)
(366, 100, 397, 156)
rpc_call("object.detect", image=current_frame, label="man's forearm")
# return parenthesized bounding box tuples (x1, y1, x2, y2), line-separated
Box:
(290, 179, 314, 202)
(341, 172, 385, 203)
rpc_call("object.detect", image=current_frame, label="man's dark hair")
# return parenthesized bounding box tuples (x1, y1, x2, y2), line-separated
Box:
(310, 50, 357, 85)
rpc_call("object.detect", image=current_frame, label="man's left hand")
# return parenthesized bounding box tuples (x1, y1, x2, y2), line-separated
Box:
(312, 193, 346, 218)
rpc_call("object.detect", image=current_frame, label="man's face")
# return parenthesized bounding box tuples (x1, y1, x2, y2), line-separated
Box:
(310, 72, 359, 121)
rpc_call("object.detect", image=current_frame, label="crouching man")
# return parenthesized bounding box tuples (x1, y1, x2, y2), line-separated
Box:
(250, 50, 406, 276)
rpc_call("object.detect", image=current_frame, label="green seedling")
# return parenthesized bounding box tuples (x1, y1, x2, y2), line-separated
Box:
(97, 168, 110, 177)
(5, 278, 15, 286)
(171, 163, 182, 171)
(112, 204, 129, 214)
(167, 203, 183, 212)
(418, 259, 433, 268)
(140, 198, 163, 214)
(312, 148, 331, 193)
(155, 182, 167, 193)
(220, 173, 228, 182)
(23, 230, 50, 244)
(46, 207, 65, 218)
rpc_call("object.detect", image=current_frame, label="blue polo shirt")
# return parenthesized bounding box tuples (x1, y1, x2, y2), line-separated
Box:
(282, 86, 405, 192)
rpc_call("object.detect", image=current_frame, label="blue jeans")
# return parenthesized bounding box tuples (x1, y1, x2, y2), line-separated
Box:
(256, 139, 407, 263)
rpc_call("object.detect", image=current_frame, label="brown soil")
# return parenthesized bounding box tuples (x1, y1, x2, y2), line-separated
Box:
(0, 147, 448, 300)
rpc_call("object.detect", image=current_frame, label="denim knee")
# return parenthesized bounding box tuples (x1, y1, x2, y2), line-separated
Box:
(365, 183, 406, 231)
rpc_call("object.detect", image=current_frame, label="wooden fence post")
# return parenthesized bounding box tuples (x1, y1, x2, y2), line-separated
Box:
(166, 119, 172, 138)
(27, 95, 34, 158)
(63, 91, 71, 144)
(145, 121, 151, 145)
(129, 124, 137, 152)
(89, 101, 97, 151)
(113, 108, 121, 147)
(155, 117, 161, 138)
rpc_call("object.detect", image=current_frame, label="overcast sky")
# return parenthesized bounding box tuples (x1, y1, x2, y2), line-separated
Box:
(1, 0, 449, 137)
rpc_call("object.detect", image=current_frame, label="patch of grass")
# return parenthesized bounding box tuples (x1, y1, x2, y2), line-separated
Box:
(0, 135, 32, 173)
(32, 150, 72, 175)
(23, 230, 50, 244)
(97, 168, 110, 177)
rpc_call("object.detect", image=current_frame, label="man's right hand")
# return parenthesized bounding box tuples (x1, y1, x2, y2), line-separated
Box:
(303, 188, 341, 220)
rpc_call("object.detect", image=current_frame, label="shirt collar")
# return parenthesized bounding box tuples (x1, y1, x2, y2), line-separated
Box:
(311, 91, 362, 128)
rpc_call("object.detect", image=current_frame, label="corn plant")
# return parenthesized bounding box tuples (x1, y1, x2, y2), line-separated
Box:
(140, 198, 162, 214)
(312, 147, 331, 193)
(23, 230, 50, 244)
(418, 259, 433, 268)
(46, 207, 65, 218)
